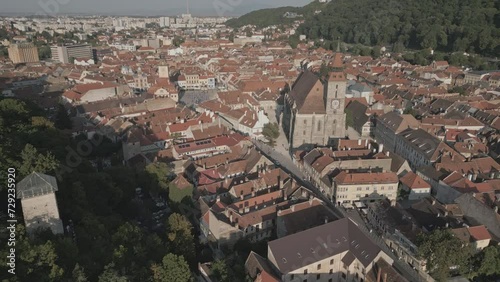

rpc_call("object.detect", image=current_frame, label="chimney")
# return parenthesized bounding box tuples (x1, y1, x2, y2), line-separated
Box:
(216, 195, 220, 202)
(386, 151, 390, 157)
(378, 143, 384, 153)
(494, 206, 498, 213)
(291, 204, 295, 212)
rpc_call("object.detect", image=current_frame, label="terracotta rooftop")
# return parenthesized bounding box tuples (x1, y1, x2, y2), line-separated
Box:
(400, 172, 431, 190)
(335, 171, 399, 185)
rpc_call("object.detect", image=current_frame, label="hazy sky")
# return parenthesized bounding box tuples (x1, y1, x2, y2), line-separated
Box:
(0, 0, 311, 16)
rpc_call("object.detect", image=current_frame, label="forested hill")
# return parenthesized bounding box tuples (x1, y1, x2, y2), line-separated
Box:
(225, 1, 326, 28)
(228, 0, 500, 57)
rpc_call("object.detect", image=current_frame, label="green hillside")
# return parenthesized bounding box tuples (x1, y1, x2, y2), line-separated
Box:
(225, 1, 326, 28)
(300, 0, 499, 56)
(227, 0, 500, 57)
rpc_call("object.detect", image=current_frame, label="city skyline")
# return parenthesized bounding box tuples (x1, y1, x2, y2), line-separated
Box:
(0, 0, 311, 16)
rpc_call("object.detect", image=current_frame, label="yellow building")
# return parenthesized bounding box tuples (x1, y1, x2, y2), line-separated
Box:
(8, 43, 39, 64)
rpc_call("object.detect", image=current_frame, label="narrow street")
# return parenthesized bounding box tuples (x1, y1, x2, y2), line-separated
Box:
(252, 139, 432, 282)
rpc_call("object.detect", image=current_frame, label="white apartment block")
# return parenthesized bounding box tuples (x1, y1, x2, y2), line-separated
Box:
(332, 171, 399, 205)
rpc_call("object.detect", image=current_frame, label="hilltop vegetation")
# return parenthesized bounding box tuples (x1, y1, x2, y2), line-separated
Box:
(225, 1, 326, 28)
(299, 0, 499, 56)
(228, 0, 500, 57)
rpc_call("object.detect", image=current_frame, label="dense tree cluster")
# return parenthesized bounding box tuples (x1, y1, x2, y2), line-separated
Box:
(228, 0, 499, 58)
(417, 229, 500, 281)
(225, 1, 326, 29)
(0, 99, 196, 281)
(299, 0, 499, 57)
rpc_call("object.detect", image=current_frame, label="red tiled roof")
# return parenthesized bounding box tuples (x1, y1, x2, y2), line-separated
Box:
(468, 225, 491, 241)
(335, 171, 398, 185)
(400, 172, 431, 189)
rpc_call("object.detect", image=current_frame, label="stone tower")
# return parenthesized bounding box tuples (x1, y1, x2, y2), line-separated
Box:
(17, 172, 64, 235)
(324, 53, 347, 143)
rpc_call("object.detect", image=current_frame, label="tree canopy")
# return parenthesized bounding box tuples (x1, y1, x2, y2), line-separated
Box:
(166, 213, 196, 267)
(417, 229, 472, 281)
(227, 0, 500, 57)
(299, 0, 499, 57)
(151, 254, 192, 282)
(262, 123, 280, 147)
(0, 99, 198, 281)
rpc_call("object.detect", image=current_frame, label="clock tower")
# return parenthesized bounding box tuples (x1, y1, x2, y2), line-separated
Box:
(324, 53, 346, 141)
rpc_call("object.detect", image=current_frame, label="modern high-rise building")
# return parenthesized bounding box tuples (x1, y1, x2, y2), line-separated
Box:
(159, 17, 170, 27)
(8, 43, 39, 64)
(50, 44, 93, 64)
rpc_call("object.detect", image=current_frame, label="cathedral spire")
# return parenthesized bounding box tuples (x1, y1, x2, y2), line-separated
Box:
(331, 52, 343, 70)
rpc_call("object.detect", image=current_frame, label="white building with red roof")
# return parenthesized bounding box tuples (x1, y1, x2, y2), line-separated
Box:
(399, 171, 431, 200)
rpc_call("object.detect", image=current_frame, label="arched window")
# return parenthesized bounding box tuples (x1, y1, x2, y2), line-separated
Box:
(317, 120, 322, 132)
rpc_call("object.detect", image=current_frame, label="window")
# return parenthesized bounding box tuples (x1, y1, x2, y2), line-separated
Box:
(291, 274, 294, 280)
(304, 119, 307, 125)
(304, 269, 308, 275)
(317, 120, 322, 132)
(329, 269, 333, 274)
(317, 264, 321, 270)
(316, 274, 321, 280)
(342, 273, 347, 279)
(330, 259, 334, 265)
(357, 187, 362, 191)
